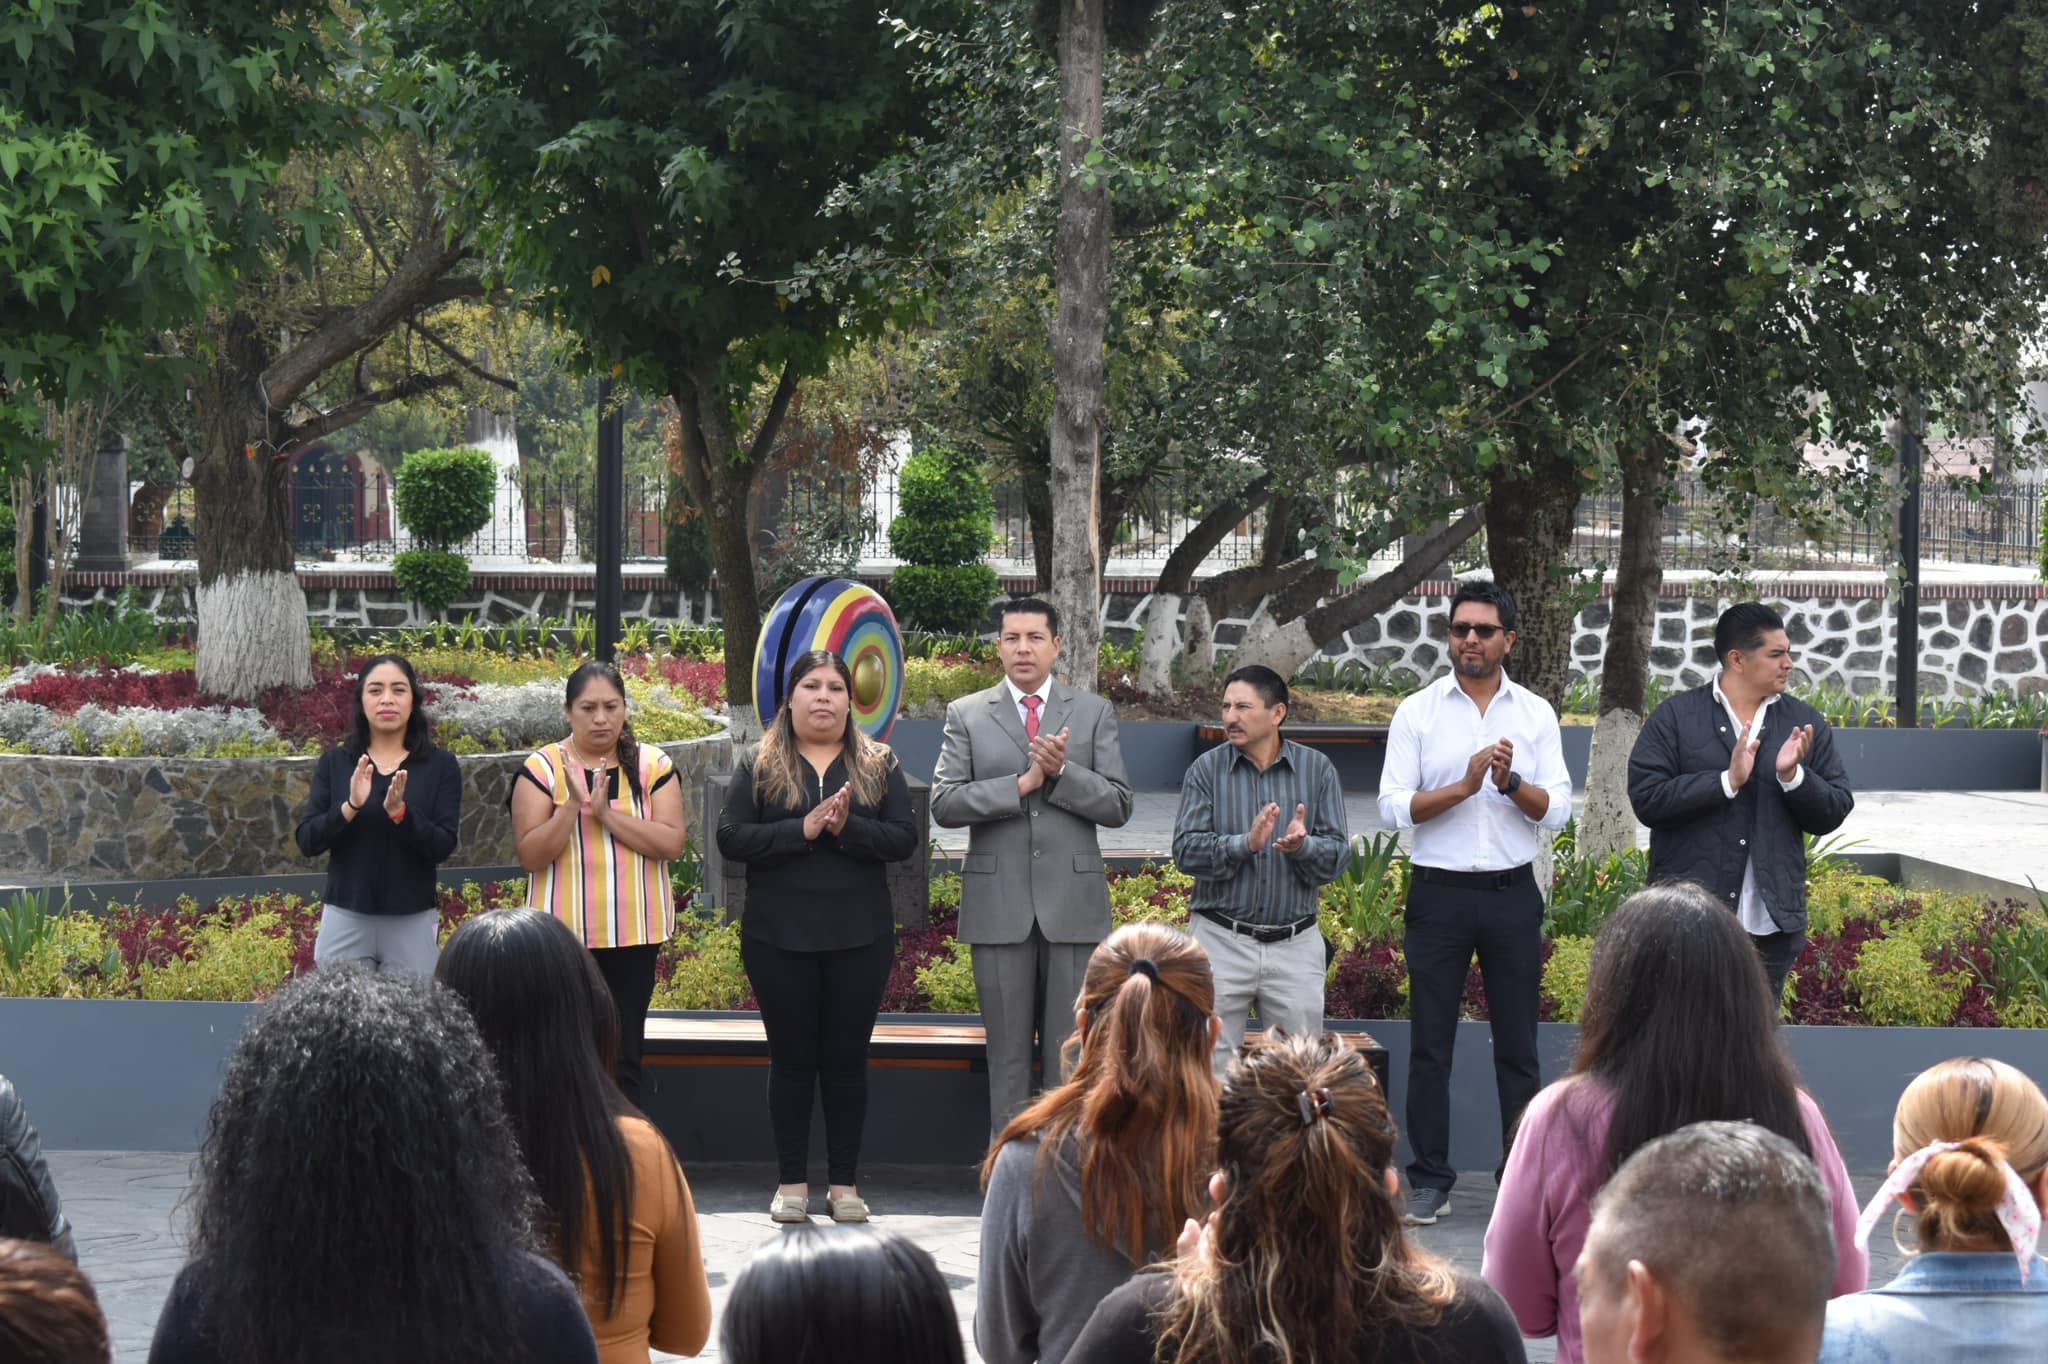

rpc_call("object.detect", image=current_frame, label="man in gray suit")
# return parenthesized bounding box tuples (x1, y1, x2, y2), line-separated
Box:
(931, 598, 1133, 1133)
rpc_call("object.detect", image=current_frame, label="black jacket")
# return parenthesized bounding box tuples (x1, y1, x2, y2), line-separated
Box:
(295, 746, 463, 915)
(0, 1074, 74, 1260)
(1626, 684, 1854, 933)
(717, 751, 917, 951)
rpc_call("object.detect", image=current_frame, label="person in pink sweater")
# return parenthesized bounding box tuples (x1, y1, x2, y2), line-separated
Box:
(1481, 883, 1867, 1363)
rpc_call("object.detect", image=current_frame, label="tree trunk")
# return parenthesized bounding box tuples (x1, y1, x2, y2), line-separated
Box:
(671, 358, 800, 741)
(1580, 445, 1669, 857)
(129, 476, 178, 545)
(1048, 0, 1109, 689)
(1231, 511, 1485, 677)
(1485, 443, 1584, 708)
(1135, 477, 1275, 695)
(191, 364, 312, 698)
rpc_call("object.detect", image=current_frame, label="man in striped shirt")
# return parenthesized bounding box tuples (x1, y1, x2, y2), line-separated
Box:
(1173, 664, 1351, 1073)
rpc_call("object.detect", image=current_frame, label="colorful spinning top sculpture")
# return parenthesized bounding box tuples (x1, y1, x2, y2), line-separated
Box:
(751, 576, 905, 742)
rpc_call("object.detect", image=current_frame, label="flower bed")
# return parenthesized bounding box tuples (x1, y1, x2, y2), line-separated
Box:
(10, 840, 2045, 1026)
(0, 647, 720, 757)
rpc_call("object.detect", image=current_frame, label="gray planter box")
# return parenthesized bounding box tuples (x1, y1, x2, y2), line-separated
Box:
(1828, 726, 2042, 792)
(14, 997, 2048, 1169)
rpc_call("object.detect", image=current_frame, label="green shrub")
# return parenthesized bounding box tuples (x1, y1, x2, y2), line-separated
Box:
(888, 445, 997, 633)
(652, 914, 749, 1010)
(899, 653, 1002, 710)
(1543, 823, 1647, 939)
(1323, 833, 1407, 949)
(0, 894, 123, 1000)
(928, 871, 963, 913)
(1849, 933, 1968, 1027)
(1542, 936, 1596, 1023)
(889, 564, 1000, 637)
(392, 548, 473, 617)
(0, 497, 14, 612)
(393, 446, 497, 544)
(137, 909, 294, 1001)
(914, 939, 979, 1013)
(1107, 864, 1195, 926)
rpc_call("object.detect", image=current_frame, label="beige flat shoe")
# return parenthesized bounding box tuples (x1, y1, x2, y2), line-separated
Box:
(828, 1191, 870, 1223)
(770, 1192, 810, 1223)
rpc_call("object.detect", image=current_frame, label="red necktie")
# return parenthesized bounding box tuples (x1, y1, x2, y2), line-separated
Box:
(1022, 694, 1042, 743)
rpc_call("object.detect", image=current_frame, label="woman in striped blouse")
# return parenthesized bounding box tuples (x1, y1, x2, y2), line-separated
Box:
(513, 662, 689, 1102)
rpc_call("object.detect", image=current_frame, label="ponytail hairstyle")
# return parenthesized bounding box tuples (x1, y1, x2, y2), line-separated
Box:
(979, 923, 1217, 1263)
(1891, 1057, 2048, 1253)
(564, 662, 644, 807)
(1155, 1033, 1457, 1364)
(752, 650, 890, 810)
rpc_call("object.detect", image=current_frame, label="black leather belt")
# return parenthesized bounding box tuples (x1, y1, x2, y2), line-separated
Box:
(1195, 909, 1320, 943)
(1411, 863, 1535, 892)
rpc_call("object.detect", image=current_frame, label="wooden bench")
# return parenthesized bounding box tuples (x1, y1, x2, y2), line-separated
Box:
(646, 1014, 1389, 1091)
(1197, 723, 1392, 747)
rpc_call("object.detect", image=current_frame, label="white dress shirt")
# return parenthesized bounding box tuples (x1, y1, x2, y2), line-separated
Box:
(1004, 677, 1053, 734)
(1377, 671, 1573, 872)
(1712, 674, 1806, 937)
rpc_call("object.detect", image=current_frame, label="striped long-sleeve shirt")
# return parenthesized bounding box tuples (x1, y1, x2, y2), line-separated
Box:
(1172, 739, 1351, 927)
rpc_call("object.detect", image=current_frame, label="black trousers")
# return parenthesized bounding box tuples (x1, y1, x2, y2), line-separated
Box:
(592, 943, 662, 1105)
(741, 933, 896, 1186)
(1402, 869, 1544, 1194)
(1752, 928, 1807, 1010)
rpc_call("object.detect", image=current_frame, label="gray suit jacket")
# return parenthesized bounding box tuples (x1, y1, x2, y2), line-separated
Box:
(930, 680, 1134, 945)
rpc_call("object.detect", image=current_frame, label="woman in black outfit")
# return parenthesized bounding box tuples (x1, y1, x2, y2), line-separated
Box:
(295, 654, 461, 973)
(717, 649, 916, 1225)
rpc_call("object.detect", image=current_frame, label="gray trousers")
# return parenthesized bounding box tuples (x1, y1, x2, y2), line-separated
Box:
(1190, 915, 1325, 1075)
(314, 906, 441, 975)
(972, 924, 1093, 1137)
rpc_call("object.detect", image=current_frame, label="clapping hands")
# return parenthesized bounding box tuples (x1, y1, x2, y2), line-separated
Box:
(803, 785, 852, 841)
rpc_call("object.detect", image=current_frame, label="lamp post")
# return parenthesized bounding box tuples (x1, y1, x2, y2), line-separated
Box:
(1896, 400, 1923, 728)
(594, 375, 624, 664)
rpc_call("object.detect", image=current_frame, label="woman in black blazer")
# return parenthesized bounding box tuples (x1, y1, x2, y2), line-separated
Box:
(717, 649, 916, 1225)
(295, 653, 461, 973)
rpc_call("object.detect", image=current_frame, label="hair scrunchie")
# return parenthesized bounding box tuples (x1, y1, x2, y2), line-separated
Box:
(1296, 1087, 1334, 1128)
(1855, 1139, 2043, 1280)
(1127, 958, 1159, 982)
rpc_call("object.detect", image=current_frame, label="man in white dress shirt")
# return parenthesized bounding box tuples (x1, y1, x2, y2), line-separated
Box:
(1377, 580, 1572, 1226)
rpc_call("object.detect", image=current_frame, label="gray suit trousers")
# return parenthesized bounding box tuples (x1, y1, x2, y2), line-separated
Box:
(972, 925, 1093, 1137)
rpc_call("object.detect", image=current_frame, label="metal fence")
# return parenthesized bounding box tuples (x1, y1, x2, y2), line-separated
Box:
(1566, 478, 2043, 571)
(126, 462, 2042, 574)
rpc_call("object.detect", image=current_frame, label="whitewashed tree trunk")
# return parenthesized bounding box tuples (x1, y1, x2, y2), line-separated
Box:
(195, 570, 313, 697)
(1229, 607, 1319, 680)
(1578, 707, 1646, 858)
(1179, 595, 1216, 678)
(1137, 591, 1181, 696)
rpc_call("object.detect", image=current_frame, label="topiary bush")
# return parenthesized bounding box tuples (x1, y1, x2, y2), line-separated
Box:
(391, 548, 474, 618)
(392, 446, 496, 617)
(394, 447, 497, 544)
(887, 445, 998, 634)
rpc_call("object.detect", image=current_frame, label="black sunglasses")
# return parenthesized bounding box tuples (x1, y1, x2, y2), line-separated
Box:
(1448, 623, 1505, 640)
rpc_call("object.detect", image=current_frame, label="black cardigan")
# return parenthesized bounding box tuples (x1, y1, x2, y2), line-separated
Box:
(716, 752, 917, 951)
(295, 745, 463, 916)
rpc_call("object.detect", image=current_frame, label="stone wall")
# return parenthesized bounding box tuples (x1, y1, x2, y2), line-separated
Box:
(62, 569, 2047, 698)
(1105, 585, 2048, 699)
(0, 733, 731, 884)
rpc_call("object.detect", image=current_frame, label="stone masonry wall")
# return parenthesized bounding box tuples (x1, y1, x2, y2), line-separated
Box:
(0, 733, 731, 884)
(61, 572, 2047, 698)
(1105, 587, 2048, 698)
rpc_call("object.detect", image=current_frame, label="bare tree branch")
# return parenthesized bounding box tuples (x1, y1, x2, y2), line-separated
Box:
(406, 318, 518, 392)
(280, 371, 463, 449)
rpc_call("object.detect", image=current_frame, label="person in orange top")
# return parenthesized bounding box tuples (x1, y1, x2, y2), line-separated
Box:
(438, 908, 712, 1364)
(513, 661, 689, 1102)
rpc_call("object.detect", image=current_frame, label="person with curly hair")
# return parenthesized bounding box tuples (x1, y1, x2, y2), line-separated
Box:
(438, 908, 712, 1364)
(1066, 1032, 1525, 1364)
(145, 968, 598, 1364)
(514, 661, 689, 1102)
(975, 923, 1220, 1364)
(0, 1237, 110, 1364)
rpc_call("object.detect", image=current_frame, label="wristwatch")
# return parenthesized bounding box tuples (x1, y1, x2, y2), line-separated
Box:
(1498, 772, 1522, 795)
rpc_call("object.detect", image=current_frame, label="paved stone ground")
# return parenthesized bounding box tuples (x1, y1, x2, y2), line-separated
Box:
(54, 1152, 1909, 1364)
(937, 788, 2048, 891)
